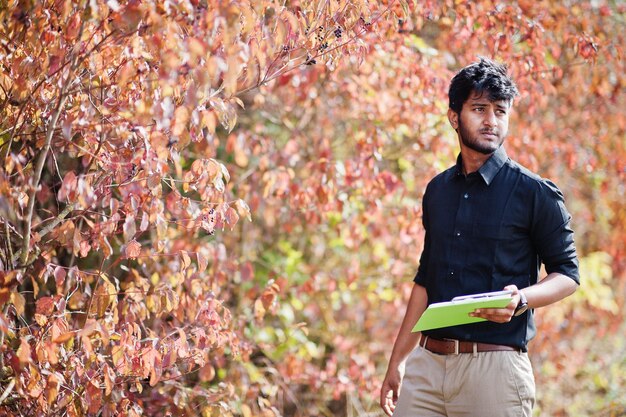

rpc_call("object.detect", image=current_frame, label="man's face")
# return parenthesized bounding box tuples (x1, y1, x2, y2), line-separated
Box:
(452, 90, 511, 155)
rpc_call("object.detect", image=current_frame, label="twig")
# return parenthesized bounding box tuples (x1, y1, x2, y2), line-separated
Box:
(236, 1, 394, 98)
(0, 378, 15, 405)
(4, 220, 14, 269)
(11, 201, 76, 267)
(0, 305, 9, 370)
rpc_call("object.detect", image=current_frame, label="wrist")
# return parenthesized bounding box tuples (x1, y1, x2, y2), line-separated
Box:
(388, 358, 403, 370)
(514, 290, 529, 316)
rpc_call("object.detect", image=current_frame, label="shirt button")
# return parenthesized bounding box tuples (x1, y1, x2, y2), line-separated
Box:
(455, 231, 461, 237)
(463, 193, 469, 199)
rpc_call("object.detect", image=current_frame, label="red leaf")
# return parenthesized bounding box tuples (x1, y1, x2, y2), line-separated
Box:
(65, 12, 81, 40)
(54, 266, 66, 289)
(86, 379, 102, 415)
(58, 172, 78, 202)
(36, 296, 55, 316)
(79, 239, 91, 258)
(124, 239, 141, 259)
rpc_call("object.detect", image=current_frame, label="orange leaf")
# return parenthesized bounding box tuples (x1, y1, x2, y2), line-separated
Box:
(100, 236, 113, 259)
(26, 364, 43, 398)
(254, 298, 266, 322)
(47, 373, 61, 405)
(10, 291, 25, 316)
(52, 331, 75, 344)
(176, 329, 189, 359)
(93, 276, 117, 318)
(197, 251, 208, 273)
(235, 199, 252, 222)
(0, 312, 8, 333)
(198, 363, 216, 382)
(0, 270, 18, 287)
(172, 106, 190, 137)
(103, 363, 115, 396)
(34, 313, 48, 327)
(180, 250, 191, 270)
(225, 207, 239, 229)
(17, 337, 32, 366)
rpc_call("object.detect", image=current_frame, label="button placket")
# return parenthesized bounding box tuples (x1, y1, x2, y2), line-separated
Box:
(449, 185, 474, 281)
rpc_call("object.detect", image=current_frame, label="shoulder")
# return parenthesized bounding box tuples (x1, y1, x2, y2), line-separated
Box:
(426, 165, 457, 190)
(506, 159, 562, 191)
(506, 159, 566, 201)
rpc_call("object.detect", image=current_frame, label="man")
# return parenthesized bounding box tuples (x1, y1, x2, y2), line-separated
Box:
(380, 58, 580, 417)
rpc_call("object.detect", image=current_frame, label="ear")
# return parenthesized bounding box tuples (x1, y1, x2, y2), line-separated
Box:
(447, 108, 459, 131)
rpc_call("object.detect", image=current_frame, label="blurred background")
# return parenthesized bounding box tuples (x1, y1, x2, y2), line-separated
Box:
(1, 1, 624, 416)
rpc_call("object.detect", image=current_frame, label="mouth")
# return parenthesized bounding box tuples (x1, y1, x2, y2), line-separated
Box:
(480, 130, 498, 139)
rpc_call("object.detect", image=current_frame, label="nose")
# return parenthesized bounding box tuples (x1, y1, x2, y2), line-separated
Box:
(483, 109, 497, 127)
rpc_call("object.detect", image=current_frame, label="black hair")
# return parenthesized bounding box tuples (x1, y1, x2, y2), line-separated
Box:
(448, 57, 519, 113)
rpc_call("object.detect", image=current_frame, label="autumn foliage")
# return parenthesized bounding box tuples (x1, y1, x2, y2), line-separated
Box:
(0, 0, 624, 416)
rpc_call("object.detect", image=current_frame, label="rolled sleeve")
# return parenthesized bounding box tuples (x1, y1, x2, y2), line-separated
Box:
(531, 180, 580, 284)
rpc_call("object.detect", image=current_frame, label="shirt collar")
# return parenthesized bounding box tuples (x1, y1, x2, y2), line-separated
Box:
(455, 145, 508, 186)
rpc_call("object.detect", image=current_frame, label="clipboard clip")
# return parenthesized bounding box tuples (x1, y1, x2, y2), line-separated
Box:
(451, 290, 513, 302)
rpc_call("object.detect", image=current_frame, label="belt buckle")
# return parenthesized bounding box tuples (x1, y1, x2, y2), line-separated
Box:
(444, 338, 460, 355)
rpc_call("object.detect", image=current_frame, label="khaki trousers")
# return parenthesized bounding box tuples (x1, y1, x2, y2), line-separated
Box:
(393, 343, 535, 417)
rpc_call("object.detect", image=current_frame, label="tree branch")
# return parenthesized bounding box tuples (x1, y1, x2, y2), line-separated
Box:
(19, 42, 82, 266)
(19, 91, 71, 266)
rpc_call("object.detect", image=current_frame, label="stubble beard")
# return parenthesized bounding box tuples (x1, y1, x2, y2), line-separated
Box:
(458, 119, 505, 155)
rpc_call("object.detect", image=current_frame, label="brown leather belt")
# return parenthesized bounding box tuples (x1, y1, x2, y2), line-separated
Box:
(419, 336, 519, 355)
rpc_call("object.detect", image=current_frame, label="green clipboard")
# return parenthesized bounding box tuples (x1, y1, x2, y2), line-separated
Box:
(412, 291, 514, 332)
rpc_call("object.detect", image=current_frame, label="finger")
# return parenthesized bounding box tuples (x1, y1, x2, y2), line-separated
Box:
(380, 388, 392, 411)
(472, 307, 514, 316)
(471, 309, 512, 322)
(381, 387, 397, 416)
(383, 398, 395, 417)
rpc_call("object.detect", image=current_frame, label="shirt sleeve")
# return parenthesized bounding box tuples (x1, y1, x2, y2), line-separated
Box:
(530, 179, 580, 284)
(414, 185, 431, 286)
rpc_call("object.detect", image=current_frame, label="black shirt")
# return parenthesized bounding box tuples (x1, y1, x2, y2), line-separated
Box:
(414, 145, 579, 351)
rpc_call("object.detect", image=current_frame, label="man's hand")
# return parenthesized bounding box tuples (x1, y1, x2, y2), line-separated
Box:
(469, 285, 521, 323)
(380, 365, 402, 416)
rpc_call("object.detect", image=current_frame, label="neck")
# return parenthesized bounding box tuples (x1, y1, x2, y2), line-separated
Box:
(459, 143, 493, 175)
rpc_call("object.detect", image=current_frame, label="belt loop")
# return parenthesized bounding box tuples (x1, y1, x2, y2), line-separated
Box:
(417, 333, 422, 349)
(453, 339, 459, 355)
(423, 335, 429, 350)
(472, 342, 478, 358)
